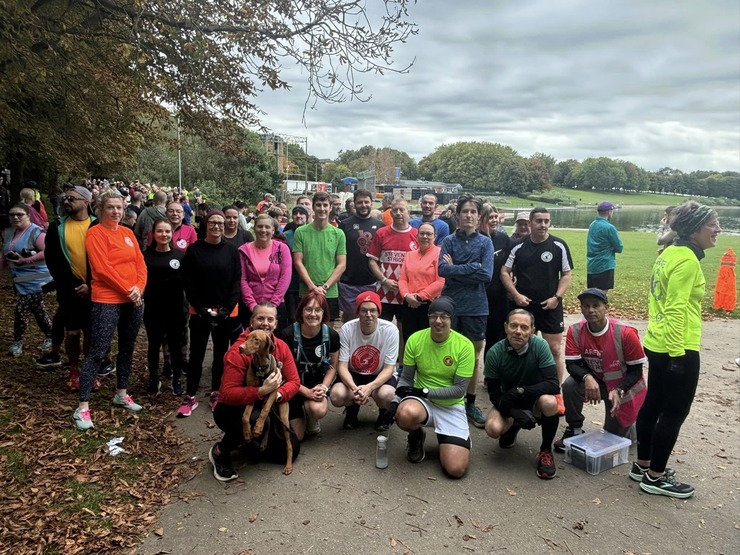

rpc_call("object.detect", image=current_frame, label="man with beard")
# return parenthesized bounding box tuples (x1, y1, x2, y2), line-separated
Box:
(41, 186, 98, 389)
(133, 190, 166, 250)
(339, 189, 384, 322)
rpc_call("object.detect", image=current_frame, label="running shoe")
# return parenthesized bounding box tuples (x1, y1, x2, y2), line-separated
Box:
(499, 425, 521, 449)
(112, 393, 142, 412)
(36, 351, 62, 368)
(407, 428, 426, 463)
(148, 379, 162, 396)
(98, 358, 116, 376)
(640, 472, 694, 498)
(536, 450, 556, 479)
(172, 378, 185, 396)
(8, 342, 22, 357)
(374, 409, 389, 432)
(208, 444, 237, 482)
(305, 416, 321, 436)
(554, 427, 584, 453)
(343, 404, 360, 429)
(177, 395, 198, 418)
(629, 462, 676, 482)
(72, 407, 94, 430)
(465, 403, 486, 428)
(38, 337, 53, 352)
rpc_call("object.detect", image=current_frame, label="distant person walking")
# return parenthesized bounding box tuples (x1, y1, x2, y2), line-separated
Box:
(586, 201, 623, 292)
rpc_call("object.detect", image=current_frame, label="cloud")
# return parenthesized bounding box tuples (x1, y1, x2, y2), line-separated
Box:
(256, 0, 740, 171)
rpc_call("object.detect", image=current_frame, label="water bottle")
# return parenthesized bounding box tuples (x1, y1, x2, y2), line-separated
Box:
(375, 435, 388, 469)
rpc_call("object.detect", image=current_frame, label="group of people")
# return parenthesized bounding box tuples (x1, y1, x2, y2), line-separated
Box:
(0, 183, 722, 499)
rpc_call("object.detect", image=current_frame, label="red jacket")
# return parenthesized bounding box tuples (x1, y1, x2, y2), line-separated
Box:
(219, 328, 300, 406)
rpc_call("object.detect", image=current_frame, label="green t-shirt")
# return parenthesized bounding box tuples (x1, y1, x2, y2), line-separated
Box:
(483, 335, 554, 391)
(403, 329, 474, 406)
(292, 223, 347, 298)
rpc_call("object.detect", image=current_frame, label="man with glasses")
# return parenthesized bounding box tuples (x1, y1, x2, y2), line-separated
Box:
(41, 186, 96, 388)
(330, 292, 398, 430)
(438, 195, 493, 429)
(382, 296, 474, 478)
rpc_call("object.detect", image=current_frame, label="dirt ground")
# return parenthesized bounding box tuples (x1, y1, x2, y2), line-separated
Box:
(137, 316, 740, 555)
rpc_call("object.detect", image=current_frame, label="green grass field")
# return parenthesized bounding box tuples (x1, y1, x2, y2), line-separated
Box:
(553, 230, 739, 319)
(545, 186, 697, 207)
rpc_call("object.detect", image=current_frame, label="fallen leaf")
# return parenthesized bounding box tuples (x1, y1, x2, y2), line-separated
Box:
(153, 528, 164, 537)
(218, 527, 227, 532)
(462, 534, 477, 541)
(248, 514, 258, 523)
(454, 515, 464, 526)
(506, 487, 517, 496)
(592, 498, 602, 505)
(390, 537, 397, 547)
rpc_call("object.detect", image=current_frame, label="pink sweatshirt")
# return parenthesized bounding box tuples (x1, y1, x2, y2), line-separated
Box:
(399, 244, 444, 302)
(239, 240, 292, 309)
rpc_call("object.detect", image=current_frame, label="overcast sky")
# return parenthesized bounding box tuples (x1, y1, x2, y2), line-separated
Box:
(256, 0, 740, 172)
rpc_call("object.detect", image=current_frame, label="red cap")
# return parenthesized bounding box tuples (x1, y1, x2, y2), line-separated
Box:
(355, 291, 382, 315)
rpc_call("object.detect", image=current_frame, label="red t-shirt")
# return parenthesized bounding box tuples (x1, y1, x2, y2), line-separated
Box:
(367, 226, 418, 304)
(565, 320, 646, 377)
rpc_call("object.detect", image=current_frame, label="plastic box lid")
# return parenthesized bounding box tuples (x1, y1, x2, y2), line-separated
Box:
(563, 429, 632, 456)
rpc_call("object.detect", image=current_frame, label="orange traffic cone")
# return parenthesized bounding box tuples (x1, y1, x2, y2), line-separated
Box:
(713, 248, 737, 311)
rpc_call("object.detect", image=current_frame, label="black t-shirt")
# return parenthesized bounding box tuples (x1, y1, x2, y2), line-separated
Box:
(339, 215, 384, 285)
(505, 234, 573, 303)
(143, 248, 185, 308)
(276, 324, 340, 386)
(486, 231, 514, 298)
(222, 228, 254, 249)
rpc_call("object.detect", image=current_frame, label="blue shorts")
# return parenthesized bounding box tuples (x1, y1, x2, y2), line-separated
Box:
(452, 315, 487, 342)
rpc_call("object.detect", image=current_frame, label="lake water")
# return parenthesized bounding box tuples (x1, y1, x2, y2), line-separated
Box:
(507, 206, 740, 235)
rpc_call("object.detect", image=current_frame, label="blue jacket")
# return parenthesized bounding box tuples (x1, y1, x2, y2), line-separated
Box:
(438, 230, 493, 316)
(410, 217, 450, 245)
(587, 216, 623, 274)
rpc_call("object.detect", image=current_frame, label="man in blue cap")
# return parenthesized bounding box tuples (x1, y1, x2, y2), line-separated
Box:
(586, 201, 623, 292)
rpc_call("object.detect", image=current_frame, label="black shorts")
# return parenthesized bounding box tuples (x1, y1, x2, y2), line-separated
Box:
(587, 270, 614, 290)
(379, 302, 403, 323)
(452, 315, 487, 342)
(527, 301, 564, 335)
(350, 371, 398, 388)
(56, 288, 92, 332)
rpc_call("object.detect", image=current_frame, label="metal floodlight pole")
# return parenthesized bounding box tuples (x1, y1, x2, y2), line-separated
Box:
(177, 112, 183, 193)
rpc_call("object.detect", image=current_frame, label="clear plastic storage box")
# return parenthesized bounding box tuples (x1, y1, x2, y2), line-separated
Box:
(563, 429, 632, 475)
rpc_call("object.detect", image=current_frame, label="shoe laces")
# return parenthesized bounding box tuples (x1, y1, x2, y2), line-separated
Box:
(77, 409, 91, 421)
(539, 451, 554, 466)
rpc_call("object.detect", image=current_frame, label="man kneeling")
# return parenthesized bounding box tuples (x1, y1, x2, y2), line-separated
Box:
(483, 309, 560, 479)
(384, 297, 474, 478)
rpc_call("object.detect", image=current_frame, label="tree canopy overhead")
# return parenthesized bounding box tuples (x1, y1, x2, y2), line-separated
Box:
(0, 0, 417, 181)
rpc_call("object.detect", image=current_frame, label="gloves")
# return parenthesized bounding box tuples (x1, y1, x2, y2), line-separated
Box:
(495, 388, 523, 417)
(510, 409, 537, 430)
(378, 401, 399, 428)
(395, 386, 427, 399)
(668, 356, 686, 375)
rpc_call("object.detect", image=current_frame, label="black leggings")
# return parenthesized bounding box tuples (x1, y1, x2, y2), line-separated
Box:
(187, 314, 240, 396)
(79, 302, 143, 402)
(213, 403, 300, 465)
(143, 306, 184, 383)
(14, 292, 52, 342)
(636, 349, 700, 473)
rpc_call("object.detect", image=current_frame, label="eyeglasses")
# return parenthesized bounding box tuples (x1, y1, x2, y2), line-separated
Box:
(62, 195, 83, 203)
(207, 221, 225, 227)
(428, 313, 451, 321)
(303, 307, 324, 314)
(358, 307, 378, 315)
(8, 213, 26, 218)
(418, 231, 435, 237)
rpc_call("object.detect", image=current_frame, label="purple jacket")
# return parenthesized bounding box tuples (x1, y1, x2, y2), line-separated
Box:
(238, 240, 292, 309)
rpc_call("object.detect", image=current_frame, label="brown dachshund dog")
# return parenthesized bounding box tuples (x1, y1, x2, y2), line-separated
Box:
(239, 329, 293, 475)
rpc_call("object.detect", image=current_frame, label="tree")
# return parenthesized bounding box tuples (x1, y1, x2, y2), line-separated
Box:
(553, 159, 581, 187)
(494, 157, 531, 195)
(0, 1, 417, 188)
(336, 146, 419, 184)
(525, 157, 552, 191)
(530, 152, 556, 183)
(570, 157, 627, 192)
(418, 142, 518, 190)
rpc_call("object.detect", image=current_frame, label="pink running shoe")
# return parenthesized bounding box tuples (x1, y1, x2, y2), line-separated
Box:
(209, 391, 219, 412)
(177, 395, 199, 418)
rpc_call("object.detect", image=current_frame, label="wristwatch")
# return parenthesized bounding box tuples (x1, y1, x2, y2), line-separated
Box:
(616, 388, 625, 398)
(321, 283, 329, 290)
(554, 294, 562, 303)
(516, 387, 525, 395)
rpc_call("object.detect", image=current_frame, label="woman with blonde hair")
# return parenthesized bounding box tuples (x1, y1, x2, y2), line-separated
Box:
(72, 189, 147, 430)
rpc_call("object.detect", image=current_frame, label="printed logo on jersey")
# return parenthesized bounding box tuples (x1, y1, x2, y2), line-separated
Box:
(124, 237, 134, 247)
(409, 240, 418, 251)
(443, 356, 454, 367)
(169, 259, 180, 269)
(176, 238, 187, 249)
(350, 344, 380, 374)
(357, 230, 374, 255)
(541, 251, 553, 262)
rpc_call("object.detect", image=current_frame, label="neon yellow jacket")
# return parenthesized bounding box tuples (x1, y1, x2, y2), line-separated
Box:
(643, 242, 705, 357)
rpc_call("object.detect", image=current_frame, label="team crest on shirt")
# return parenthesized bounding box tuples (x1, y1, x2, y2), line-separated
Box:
(176, 238, 187, 249)
(541, 251, 553, 262)
(170, 259, 180, 269)
(443, 356, 454, 366)
(353, 224, 360, 230)
(409, 240, 418, 250)
(124, 237, 134, 247)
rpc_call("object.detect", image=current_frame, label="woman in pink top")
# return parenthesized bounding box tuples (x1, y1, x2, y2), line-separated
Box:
(239, 214, 292, 329)
(398, 222, 444, 343)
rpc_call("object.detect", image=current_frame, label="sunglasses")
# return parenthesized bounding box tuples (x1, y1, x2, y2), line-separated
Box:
(62, 195, 84, 203)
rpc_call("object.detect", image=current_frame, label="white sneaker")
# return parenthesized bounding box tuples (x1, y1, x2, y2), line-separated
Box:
(306, 416, 321, 435)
